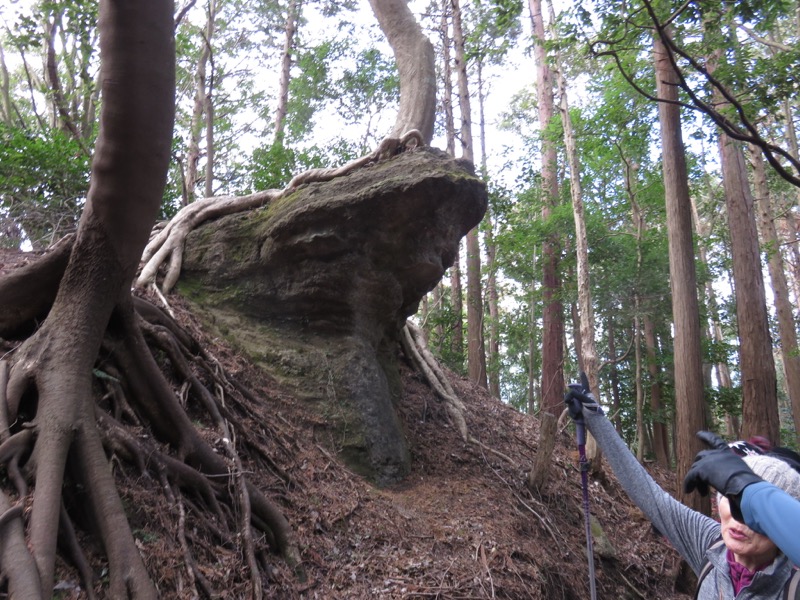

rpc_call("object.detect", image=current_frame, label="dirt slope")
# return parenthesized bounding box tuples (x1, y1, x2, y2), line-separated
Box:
(18, 286, 694, 599)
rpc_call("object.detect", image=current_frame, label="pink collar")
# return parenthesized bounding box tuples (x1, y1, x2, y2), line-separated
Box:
(726, 549, 770, 594)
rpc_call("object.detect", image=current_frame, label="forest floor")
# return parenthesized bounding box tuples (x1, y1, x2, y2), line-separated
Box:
(0, 240, 698, 599)
(94, 293, 694, 600)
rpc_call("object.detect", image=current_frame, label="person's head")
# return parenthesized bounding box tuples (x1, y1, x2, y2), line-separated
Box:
(717, 453, 800, 569)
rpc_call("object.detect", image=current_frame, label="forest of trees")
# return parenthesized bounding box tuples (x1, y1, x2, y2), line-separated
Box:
(1, 0, 800, 583)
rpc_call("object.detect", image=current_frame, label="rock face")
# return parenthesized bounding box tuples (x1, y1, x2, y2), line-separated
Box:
(180, 147, 487, 484)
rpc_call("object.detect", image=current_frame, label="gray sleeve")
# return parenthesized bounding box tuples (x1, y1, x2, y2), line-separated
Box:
(583, 411, 721, 574)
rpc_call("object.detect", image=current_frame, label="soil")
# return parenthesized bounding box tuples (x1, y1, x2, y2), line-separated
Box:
(0, 242, 693, 599)
(85, 294, 690, 600)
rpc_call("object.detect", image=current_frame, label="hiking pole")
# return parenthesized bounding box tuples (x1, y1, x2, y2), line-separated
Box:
(568, 374, 597, 600)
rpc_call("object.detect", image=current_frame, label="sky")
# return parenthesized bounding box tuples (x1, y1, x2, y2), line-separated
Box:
(300, 0, 541, 189)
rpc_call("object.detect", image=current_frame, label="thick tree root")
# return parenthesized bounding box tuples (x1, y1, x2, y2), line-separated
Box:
(401, 321, 469, 441)
(0, 282, 301, 597)
(0, 131, 428, 597)
(401, 321, 517, 468)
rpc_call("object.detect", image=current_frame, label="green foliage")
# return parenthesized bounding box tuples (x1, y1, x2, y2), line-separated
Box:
(286, 40, 344, 141)
(335, 47, 399, 131)
(708, 385, 743, 420)
(466, 0, 523, 63)
(420, 293, 467, 376)
(0, 124, 90, 249)
(497, 303, 537, 412)
(246, 138, 361, 192)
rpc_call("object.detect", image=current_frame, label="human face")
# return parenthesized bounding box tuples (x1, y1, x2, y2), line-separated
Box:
(718, 495, 778, 571)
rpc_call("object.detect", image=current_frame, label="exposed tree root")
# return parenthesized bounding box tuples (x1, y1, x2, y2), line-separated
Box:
(0, 259, 301, 596)
(57, 503, 97, 600)
(136, 129, 424, 294)
(0, 234, 73, 339)
(0, 129, 431, 597)
(401, 321, 517, 468)
(401, 321, 469, 441)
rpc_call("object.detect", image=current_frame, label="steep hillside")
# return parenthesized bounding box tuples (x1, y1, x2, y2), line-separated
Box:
(79, 292, 690, 600)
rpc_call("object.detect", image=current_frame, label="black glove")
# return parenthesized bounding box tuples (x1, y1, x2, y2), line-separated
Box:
(695, 430, 729, 451)
(683, 440, 763, 522)
(564, 372, 603, 420)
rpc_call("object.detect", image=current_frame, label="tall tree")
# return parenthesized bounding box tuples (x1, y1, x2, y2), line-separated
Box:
(451, 0, 488, 389)
(705, 20, 779, 442)
(438, 0, 464, 364)
(654, 30, 708, 511)
(550, 3, 599, 401)
(274, 0, 301, 140)
(529, 0, 564, 412)
(185, 0, 219, 203)
(750, 145, 800, 445)
(3, 0, 175, 593)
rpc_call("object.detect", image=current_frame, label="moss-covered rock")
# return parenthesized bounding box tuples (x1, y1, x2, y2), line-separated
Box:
(179, 147, 487, 485)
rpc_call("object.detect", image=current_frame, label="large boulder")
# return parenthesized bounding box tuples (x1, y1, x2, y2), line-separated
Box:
(180, 146, 487, 484)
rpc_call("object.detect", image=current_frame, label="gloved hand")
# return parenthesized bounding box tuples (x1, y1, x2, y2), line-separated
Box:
(683, 432, 764, 522)
(695, 430, 729, 450)
(564, 372, 603, 420)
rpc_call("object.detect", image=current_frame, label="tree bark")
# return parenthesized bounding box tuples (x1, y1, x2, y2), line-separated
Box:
(528, 411, 558, 492)
(527, 248, 539, 414)
(368, 0, 436, 143)
(439, 0, 456, 157)
(4, 0, 175, 593)
(274, 0, 300, 140)
(654, 31, 708, 512)
(486, 225, 501, 397)
(717, 130, 778, 442)
(530, 0, 564, 413)
(643, 315, 670, 467)
(450, 0, 487, 389)
(703, 13, 779, 443)
(186, 0, 217, 204)
(750, 145, 800, 446)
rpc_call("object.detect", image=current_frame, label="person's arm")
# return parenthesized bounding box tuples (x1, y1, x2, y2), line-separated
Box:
(683, 435, 800, 566)
(582, 411, 720, 573)
(741, 481, 800, 566)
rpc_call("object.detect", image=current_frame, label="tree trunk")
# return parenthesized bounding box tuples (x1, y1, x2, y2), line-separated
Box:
(750, 145, 800, 445)
(204, 93, 214, 198)
(528, 411, 558, 492)
(527, 248, 539, 414)
(439, 0, 457, 157)
(450, 249, 464, 361)
(550, 0, 598, 397)
(690, 191, 739, 432)
(704, 16, 779, 443)
(5, 0, 175, 594)
(530, 0, 564, 413)
(476, 58, 500, 398)
(451, 0, 487, 389)
(780, 99, 800, 307)
(186, 0, 217, 204)
(466, 228, 487, 388)
(643, 314, 670, 467)
(274, 0, 300, 140)
(607, 316, 623, 434)
(654, 31, 708, 512)
(0, 45, 13, 125)
(634, 312, 645, 461)
(437, 0, 462, 362)
(485, 225, 501, 397)
(717, 135, 779, 441)
(368, 0, 436, 142)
